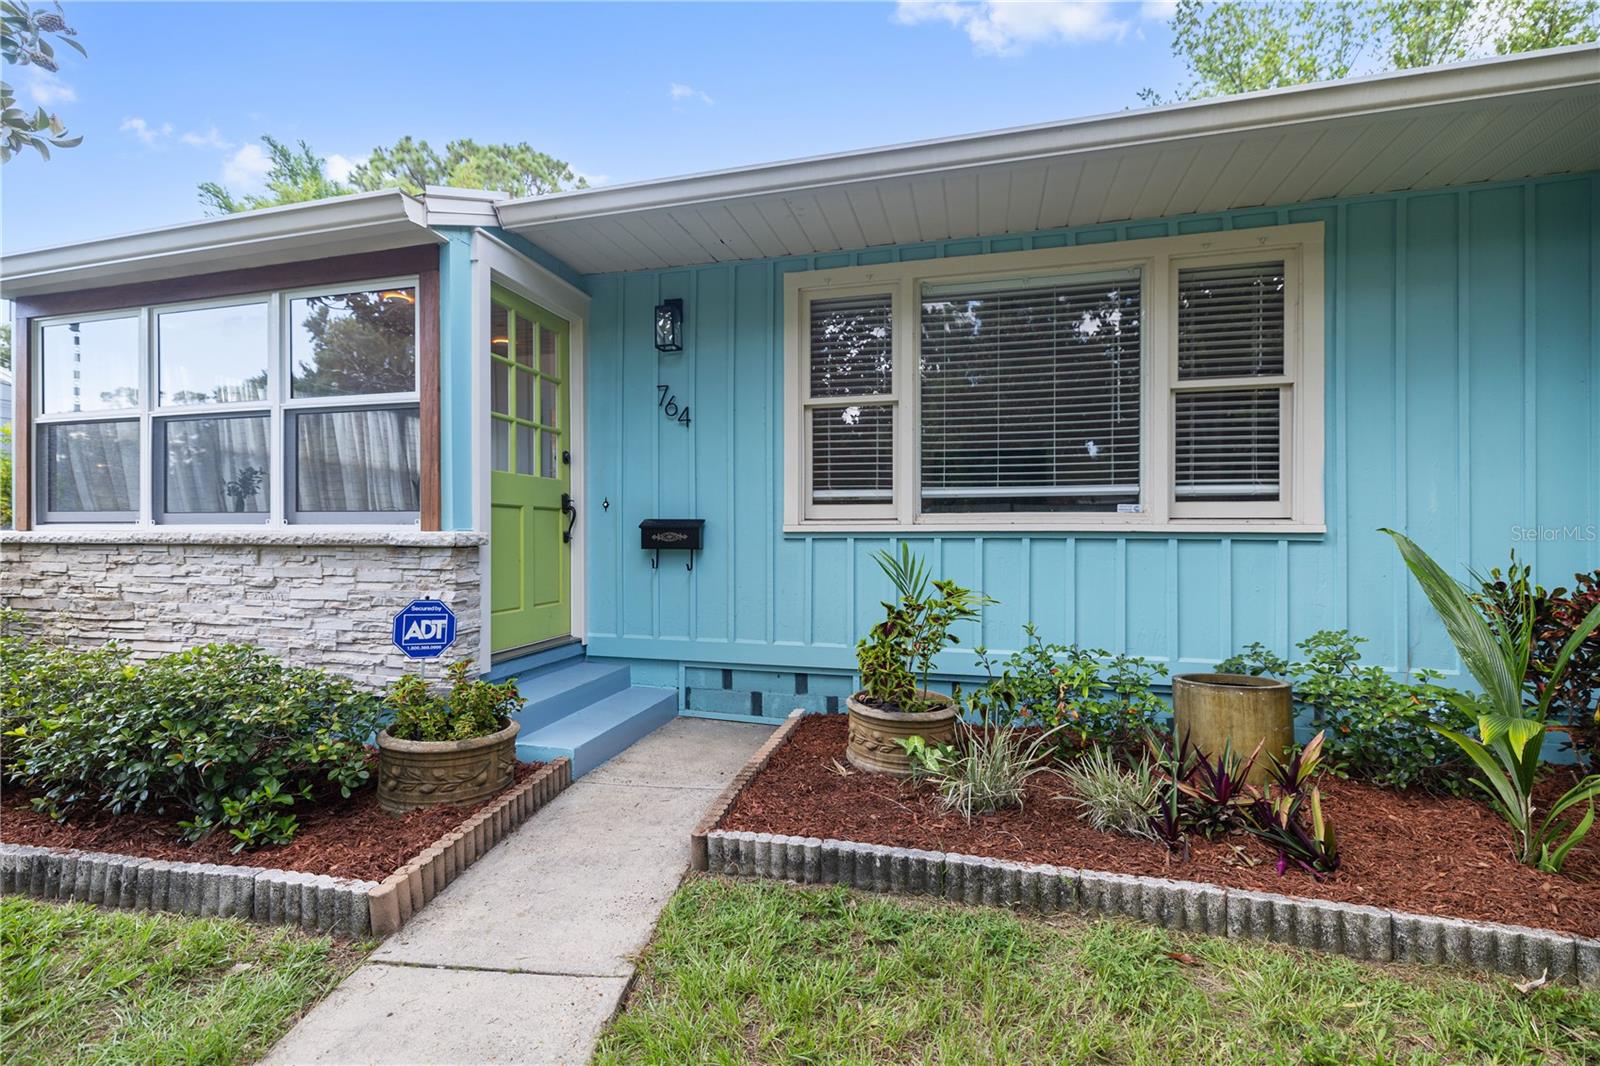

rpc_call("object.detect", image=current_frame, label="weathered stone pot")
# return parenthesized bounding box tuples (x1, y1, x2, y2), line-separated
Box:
(845, 691, 958, 776)
(376, 718, 520, 814)
(1171, 673, 1294, 786)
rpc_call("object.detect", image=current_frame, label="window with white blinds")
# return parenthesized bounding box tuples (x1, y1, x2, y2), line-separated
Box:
(920, 269, 1142, 513)
(784, 223, 1323, 530)
(803, 294, 896, 511)
(1174, 261, 1288, 507)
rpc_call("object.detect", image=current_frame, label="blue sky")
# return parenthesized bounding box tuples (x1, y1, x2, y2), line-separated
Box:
(2, 1, 1184, 253)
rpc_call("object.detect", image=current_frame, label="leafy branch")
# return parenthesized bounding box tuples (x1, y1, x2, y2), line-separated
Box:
(1, 0, 85, 162)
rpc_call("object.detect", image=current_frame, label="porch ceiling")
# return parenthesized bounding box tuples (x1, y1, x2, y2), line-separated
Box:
(497, 45, 1600, 276)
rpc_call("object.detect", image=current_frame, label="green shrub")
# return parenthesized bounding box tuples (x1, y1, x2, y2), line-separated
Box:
(1386, 530, 1600, 873)
(1476, 558, 1600, 772)
(383, 659, 522, 742)
(969, 623, 1169, 748)
(1219, 630, 1474, 793)
(1, 624, 385, 850)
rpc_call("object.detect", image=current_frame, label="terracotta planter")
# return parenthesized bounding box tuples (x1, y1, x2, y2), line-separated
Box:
(376, 718, 520, 814)
(845, 691, 958, 776)
(1171, 673, 1294, 787)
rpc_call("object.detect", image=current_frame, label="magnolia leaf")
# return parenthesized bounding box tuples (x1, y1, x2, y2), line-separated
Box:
(1513, 970, 1548, 994)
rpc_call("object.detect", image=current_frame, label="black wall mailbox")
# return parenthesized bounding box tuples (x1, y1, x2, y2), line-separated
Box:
(640, 518, 705, 571)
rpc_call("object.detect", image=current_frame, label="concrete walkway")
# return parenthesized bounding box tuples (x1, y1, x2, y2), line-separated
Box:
(264, 716, 773, 1066)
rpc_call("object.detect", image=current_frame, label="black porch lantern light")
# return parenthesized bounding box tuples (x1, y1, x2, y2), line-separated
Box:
(654, 298, 684, 352)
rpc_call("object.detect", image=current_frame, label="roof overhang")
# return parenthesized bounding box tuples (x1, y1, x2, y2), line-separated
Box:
(496, 45, 1600, 275)
(1, 189, 444, 300)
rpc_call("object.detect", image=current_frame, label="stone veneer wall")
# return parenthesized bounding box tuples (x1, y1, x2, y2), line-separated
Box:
(0, 530, 485, 688)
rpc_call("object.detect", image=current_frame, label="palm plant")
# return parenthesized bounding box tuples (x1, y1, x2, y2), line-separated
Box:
(1384, 530, 1600, 872)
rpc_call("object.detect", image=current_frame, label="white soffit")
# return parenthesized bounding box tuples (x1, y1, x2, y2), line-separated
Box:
(498, 46, 1600, 275)
(0, 190, 442, 300)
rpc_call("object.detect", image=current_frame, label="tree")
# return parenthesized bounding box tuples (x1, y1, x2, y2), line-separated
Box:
(2, 0, 85, 162)
(199, 134, 586, 214)
(198, 136, 352, 215)
(349, 137, 587, 199)
(1143, 0, 1600, 103)
(291, 291, 417, 397)
(1, 322, 11, 371)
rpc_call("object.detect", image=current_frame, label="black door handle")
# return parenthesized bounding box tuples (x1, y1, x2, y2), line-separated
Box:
(561, 493, 577, 543)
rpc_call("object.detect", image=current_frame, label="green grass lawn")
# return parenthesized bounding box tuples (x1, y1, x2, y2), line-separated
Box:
(1, 897, 368, 1066)
(598, 877, 1600, 1065)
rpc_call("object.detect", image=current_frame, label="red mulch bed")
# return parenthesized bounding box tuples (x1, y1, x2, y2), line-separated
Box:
(0, 758, 542, 882)
(718, 715, 1600, 939)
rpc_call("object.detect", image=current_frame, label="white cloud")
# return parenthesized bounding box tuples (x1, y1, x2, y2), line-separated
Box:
(668, 82, 713, 105)
(222, 142, 273, 187)
(120, 116, 173, 146)
(23, 67, 76, 106)
(325, 152, 358, 183)
(894, 0, 1166, 56)
(179, 126, 230, 149)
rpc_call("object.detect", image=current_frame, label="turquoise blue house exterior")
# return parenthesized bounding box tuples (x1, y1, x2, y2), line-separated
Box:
(4, 48, 1597, 769)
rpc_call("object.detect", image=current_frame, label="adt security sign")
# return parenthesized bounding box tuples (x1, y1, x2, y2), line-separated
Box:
(392, 599, 457, 659)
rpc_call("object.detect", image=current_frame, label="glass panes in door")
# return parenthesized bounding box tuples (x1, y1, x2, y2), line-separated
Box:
(489, 308, 562, 480)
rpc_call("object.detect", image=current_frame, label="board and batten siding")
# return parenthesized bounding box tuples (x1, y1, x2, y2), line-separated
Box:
(579, 175, 1598, 689)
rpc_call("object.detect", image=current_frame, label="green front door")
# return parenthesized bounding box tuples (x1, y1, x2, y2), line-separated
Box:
(489, 287, 571, 655)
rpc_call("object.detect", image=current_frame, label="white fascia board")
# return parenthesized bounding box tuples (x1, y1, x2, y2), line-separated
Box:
(423, 186, 508, 228)
(1, 189, 442, 299)
(496, 45, 1599, 229)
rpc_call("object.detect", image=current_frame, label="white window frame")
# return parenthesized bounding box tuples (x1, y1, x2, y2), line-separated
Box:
(30, 307, 146, 524)
(31, 275, 423, 528)
(782, 222, 1325, 534)
(794, 282, 903, 522)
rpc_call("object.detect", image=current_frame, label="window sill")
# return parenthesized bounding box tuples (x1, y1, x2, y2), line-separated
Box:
(783, 521, 1328, 537)
(0, 528, 487, 548)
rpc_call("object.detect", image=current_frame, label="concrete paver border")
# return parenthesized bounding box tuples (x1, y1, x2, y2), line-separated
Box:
(0, 757, 571, 938)
(695, 710, 1600, 986)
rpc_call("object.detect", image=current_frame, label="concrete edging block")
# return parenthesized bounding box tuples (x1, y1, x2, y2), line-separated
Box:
(0, 843, 373, 937)
(354, 754, 572, 939)
(0, 758, 578, 940)
(695, 831, 1593, 986)
(690, 710, 805, 872)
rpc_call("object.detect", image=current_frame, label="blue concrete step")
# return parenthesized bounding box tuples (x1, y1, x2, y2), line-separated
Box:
(485, 640, 586, 683)
(515, 686, 679, 777)
(507, 659, 631, 733)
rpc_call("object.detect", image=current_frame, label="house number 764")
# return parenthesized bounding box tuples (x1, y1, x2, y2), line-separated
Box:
(656, 384, 692, 428)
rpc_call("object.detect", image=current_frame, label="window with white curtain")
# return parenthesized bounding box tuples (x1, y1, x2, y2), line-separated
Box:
(33, 278, 421, 525)
(784, 223, 1324, 531)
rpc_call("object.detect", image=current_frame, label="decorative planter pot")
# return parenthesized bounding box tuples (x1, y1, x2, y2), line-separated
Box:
(845, 691, 958, 776)
(376, 718, 520, 814)
(1171, 673, 1293, 786)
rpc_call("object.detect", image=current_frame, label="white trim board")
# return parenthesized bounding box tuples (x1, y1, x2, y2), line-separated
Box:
(1, 191, 441, 299)
(782, 222, 1327, 535)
